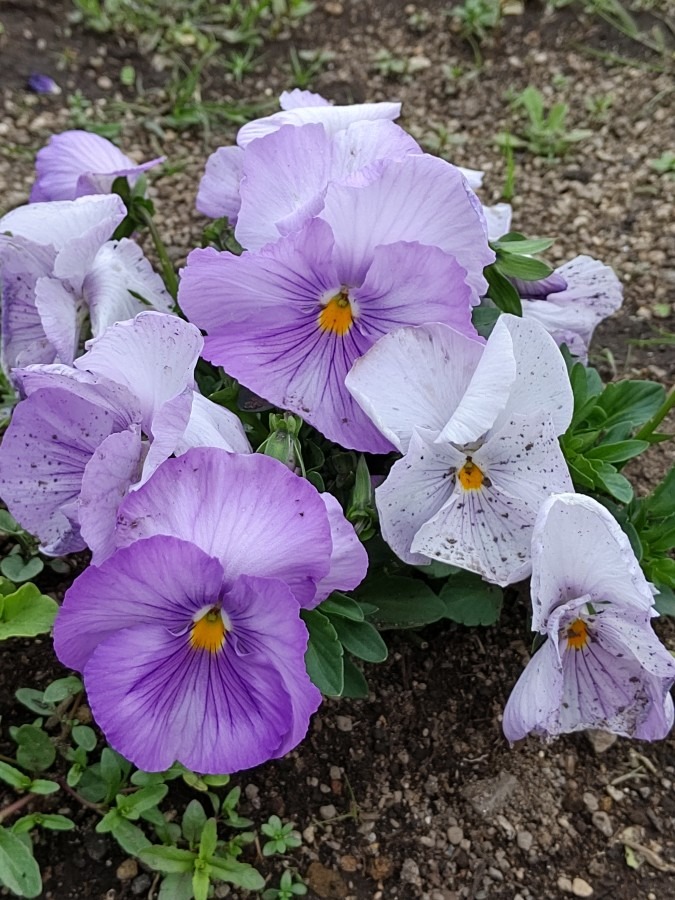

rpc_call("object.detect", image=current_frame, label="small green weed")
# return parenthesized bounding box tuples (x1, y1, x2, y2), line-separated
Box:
(448, 0, 501, 63)
(496, 86, 591, 159)
(650, 151, 675, 176)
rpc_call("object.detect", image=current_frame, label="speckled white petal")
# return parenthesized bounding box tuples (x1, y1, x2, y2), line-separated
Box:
(85, 239, 174, 338)
(502, 639, 563, 742)
(376, 428, 464, 566)
(346, 323, 483, 453)
(530, 493, 657, 632)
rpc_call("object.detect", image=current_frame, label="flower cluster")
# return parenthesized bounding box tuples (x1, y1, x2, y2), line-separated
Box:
(0, 90, 671, 775)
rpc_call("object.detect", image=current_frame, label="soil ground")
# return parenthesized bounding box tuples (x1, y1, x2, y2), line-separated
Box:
(0, 0, 674, 898)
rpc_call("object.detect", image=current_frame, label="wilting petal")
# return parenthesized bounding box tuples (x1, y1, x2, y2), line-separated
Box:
(413, 413, 572, 585)
(34, 277, 83, 364)
(173, 392, 251, 457)
(320, 154, 494, 299)
(237, 98, 401, 147)
(502, 639, 563, 742)
(79, 429, 145, 563)
(376, 428, 464, 566)
(530, 493, 657, 632)
(314, 492, 368, 601)
(30, 130, 163, 202)
(84, 239, 174, 338)
(346, 323, 483, 454)
(196, 145, 245, 221)
(112, 449, 333, 606)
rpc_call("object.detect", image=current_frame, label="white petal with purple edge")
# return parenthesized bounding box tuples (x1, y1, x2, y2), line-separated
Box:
(196, 145, 245, 220)
(346, 323, 483, 454)
(84, 239, 174, 338)
(530, 493, 657, 632)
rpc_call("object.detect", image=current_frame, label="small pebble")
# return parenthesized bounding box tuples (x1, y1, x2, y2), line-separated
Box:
(319, 804, 337, 820)
(131, 875, 152, 896)
(336, 715, 353, 732)
(447, 826, 464, 845)
(572, 877, 594, 897)
(516, 830, 533, 851)
(116, 859, 138, 881)
(591, 811, 613, 838)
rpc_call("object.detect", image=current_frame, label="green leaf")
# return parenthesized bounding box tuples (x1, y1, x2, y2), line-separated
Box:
(595, 464, 634, 503)
(182, 800, 207, 846)
(0, 825, 42, 897)
(192, 867, 210, 900)
(207, 855, 265, 890)
(595, 380, 665, 430)
(201, 774, 230, 787)
(649, 557, 675, 588)
(0, 584, 58, 639)
(13, 725, 56, 772)
(318, 593, 365, 621)
(109, 818, 152, 856)
(302, 609, 344, 696)
(199, 818, 218, 860)
(14, 689, 53, 717)
(483, 264, 522, 315)
(495, 253, 552, 280)
(27, 779, 59, 795)
(0, 576, 17, 596)
(140, 846, 196, 874)
(653, 584, 675, 616)
(645, 467, 675, 520)
(586, 439, 650, 464)
(491, 233, 554, 255)
(0, 556, 44, 584)
(439, 574, 503, 626)
(119, 784, 168, 817)
(12, 814, 74, 834)
(72, 725, 97, 751)
(357, 575, 445, 629)
(330, 616, 387, 663)
(341, 656, 369, 699)
(0, 761, 31, 790)
(43, 676, 82, 704)
(158, 872, 194, 900)
(471, 304, 501, 338)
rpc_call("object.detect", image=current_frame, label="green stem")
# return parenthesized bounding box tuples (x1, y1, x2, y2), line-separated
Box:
(137, 207, 179, 302)
(635, 385, 675, 442)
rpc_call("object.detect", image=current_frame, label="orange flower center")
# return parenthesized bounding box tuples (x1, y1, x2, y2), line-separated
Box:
(190, 607, 227, 654)
(458, 458, 484, 491)
(318, 288, 354, 336)
(566, 618, 590, 651)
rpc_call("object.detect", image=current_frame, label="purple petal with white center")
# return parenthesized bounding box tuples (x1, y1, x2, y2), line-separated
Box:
(30, 130, 163, 202)
(34, 276, 83, 364)
(237, 99, 401, 147)
(0, 195, 126, 292)
(196, 145, 245, 221)
(530, 493, 657, 632)
(314, 492, 368, 601)
(376, 428, 465, 566)
(79, 429, 145, 564)
(0, 236, 57, 373)
(84, 239, 174, 338)
(0, 386, 138, 554)
(320, 154, 493, 299)
(173, 392, 252, 457)
(346, 323, 484, 454)
(75, 312, 202, 435)
(412, 413, 573, 585)
(279, 89, 331, 110)
(502, 638, 563, 742)
(111, 448, 333, 607)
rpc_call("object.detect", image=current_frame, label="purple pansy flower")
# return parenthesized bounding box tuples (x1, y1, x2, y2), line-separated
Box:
(100, 447, 369, 608)
(54, 534, 322, 773)
(514, 255, 623, 362)
(503, 493, 675, 742)
(345, 315, 574, 586)
(181, 153, 493, 452)
(0, 313, 250, 556)
(30, 131, 164, 203)
(0, 196, 173, 372)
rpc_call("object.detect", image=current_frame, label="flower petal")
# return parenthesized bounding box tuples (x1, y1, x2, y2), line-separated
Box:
(502, 639, 563, 742)
(173, 391, 252, 457)
(34, 276, 83, 364)
(196, 145, 245, 220)
(314, 492, 368, 601)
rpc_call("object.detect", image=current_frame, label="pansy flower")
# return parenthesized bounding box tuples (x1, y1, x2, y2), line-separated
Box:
(345, 315, 574, 585)
(0, 313, 250, 556)
(181, 153, 493, 452)
(503, 493, 675, 741)
(30, 130, 164, 202)
(513, 255, 623, 362)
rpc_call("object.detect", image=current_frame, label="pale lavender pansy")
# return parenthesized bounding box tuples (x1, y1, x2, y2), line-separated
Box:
(30, 130, 164, 203)
(102, 447, 369, 610)
(515, 255, 623, 362)
(503, 493, 675, 742)
(0, 313, 250, 557)
(181, 152, 491, 452)
(345, 315, 574, 586)
(54, 533, 322, 773)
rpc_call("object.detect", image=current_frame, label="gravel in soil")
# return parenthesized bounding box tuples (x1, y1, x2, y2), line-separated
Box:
(0, 1, 674, 898)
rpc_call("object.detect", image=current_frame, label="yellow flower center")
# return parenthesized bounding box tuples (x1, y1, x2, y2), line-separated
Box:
(190, 607, 227, 654)
(566, 618, 590, 651)
(318, 288, 354, 336)
(458, 458, 484, 491)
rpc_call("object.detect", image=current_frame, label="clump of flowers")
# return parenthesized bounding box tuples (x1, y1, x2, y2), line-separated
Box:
(0, 89, 673, 791)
